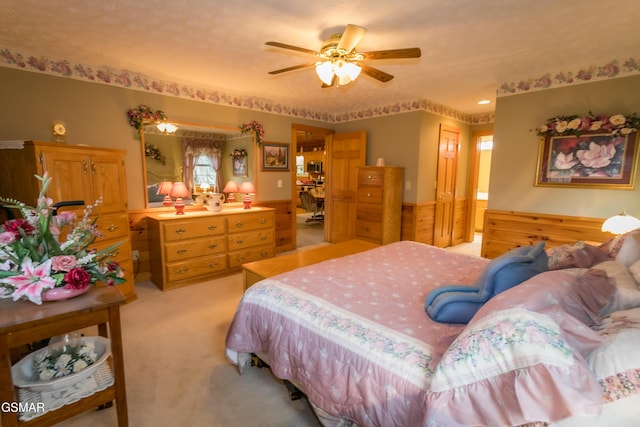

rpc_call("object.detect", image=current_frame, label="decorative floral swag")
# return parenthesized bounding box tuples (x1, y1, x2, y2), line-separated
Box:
(230, 149, 247, 159)
(537, 112, 640, 137)
(240, 121, 264, 145)
(126, 105, 167, 130)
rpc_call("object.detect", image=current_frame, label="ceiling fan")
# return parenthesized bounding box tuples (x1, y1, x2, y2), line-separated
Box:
(266, 24, 421, 87)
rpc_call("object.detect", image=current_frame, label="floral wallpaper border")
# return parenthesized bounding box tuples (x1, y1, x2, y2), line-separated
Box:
(2, 47, 637, 125)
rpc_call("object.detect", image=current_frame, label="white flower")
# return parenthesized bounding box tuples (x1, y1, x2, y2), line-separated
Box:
(73, 359, 88, 373)
(55, 353, 72, 369)
(39, 369, 56, 381)
(609, 114, 626, 126)
(620, 127, 633, 135)
(539, 124, 548, 133)
(555, 121, 568, 133)
(567, 118, 581, 129)
(589, 121, 603, 131)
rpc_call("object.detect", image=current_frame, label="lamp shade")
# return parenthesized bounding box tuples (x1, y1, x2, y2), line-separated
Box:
(602, 211, 640, 235)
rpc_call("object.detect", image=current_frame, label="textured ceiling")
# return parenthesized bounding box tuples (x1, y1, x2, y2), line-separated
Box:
(1, 0, 640, 119)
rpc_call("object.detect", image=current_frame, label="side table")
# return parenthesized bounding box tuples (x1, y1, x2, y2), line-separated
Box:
(0, 286, 128, 426)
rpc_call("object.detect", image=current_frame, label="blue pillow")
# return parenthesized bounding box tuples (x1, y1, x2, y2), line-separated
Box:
(425, 242, 548, 324)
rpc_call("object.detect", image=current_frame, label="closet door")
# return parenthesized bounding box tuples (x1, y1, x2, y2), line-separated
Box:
(325, 131, 366, 243)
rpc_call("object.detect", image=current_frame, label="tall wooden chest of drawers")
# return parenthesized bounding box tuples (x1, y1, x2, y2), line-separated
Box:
(147, 208, 275, 290)
(355, 166, 404, 244)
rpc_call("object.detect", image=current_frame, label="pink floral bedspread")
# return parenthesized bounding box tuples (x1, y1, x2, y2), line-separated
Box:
(225, 242, 634, 426)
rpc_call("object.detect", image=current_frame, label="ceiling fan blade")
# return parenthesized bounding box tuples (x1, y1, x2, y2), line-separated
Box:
(361, 47, 422, 60)
(337, 24, 366, 52)
(359, 63, 394, 82)
(268, 63, 316, 74)
(265, 41, 317, 56)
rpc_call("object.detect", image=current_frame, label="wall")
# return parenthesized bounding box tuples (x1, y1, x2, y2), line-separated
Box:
(490, 74, 640, 219)
(0, 67, 328, 209)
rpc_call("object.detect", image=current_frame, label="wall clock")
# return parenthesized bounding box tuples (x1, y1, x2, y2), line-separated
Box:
(51, 121, 67, 143)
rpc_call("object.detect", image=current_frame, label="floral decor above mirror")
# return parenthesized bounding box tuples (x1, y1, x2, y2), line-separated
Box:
(127, 105, 167, 130)
(240, 121, 264, 145)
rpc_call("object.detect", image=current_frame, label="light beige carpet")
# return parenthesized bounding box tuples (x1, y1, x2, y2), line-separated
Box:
(55, 275, 321, 427)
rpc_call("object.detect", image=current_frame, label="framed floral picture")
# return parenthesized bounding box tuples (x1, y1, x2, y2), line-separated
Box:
(262, 142, 289, 171)
(535, 131, 639, 189)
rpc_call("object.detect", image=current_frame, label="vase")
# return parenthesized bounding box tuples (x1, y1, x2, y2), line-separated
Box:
(41, 286, 90, 302)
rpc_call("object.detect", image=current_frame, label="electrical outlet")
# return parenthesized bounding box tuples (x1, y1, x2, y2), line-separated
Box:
(132, 250, 140, 261)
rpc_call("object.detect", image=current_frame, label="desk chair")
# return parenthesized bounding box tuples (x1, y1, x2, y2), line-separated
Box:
(300, 191, 324, 224)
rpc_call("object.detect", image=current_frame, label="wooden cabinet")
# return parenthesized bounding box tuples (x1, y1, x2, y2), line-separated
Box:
(147, 208, 275, 291)
(0, 140, 135, 300)
(355, 166, 404, 244)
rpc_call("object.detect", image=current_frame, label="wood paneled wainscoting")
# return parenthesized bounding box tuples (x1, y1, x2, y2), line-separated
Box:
(127, 201, 295, 283)
(401, 198, 467, 246)
(481, 209, 611, 259)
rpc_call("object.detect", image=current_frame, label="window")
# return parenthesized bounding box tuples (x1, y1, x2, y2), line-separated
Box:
(193, 153, 216, 188)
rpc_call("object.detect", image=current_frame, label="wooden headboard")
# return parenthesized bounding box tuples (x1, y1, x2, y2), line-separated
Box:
(481, 209, 611, 259)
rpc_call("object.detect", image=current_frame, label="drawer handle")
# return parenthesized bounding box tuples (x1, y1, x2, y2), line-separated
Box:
(208, 243, 218, 249)
(177, 249, 187, 255)
(103, 250, 119, 257)
(177, 267, 188, 275)
(367, 174, 373, 180)
(235, 222, 244, 228)
(367, 192, 372, 197)
(208, 224, 217, 231)
(175, 228, 186, 235)
(107, 224, 119, 232)
(259, 218, 266, 224)
(364, 227, 370, 232)
(260, 235, 267, 241)
(260, 251, 270, 258)
(209, 262, 219, 268)
(236, 238, 245, 244)
(237, 256, 245, 262)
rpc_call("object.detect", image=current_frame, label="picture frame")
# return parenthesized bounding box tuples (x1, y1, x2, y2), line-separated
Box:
(535, 131, 639, 189)
(232, 156, 247, 177)
(262, 142, 289, 171)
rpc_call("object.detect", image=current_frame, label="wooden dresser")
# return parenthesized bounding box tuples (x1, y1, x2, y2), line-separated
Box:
(147, 208, 275, 290)
(355, 166, 404, 244)
(0, 140, 136, 301)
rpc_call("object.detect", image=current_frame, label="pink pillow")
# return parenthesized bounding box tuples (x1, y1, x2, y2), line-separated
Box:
(547, 241, 610, 270)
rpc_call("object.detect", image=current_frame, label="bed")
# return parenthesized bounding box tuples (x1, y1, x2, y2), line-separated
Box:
(225, 234, 640, 426)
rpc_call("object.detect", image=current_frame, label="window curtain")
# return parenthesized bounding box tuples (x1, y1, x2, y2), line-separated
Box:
(182, 138, 223, 192)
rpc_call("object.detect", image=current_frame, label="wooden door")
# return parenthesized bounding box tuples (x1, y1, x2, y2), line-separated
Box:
(325, 131, 366, 243)
(90, 152, 128, 213)
(433, 125, 460, 247)
(38, 147, 92, 210)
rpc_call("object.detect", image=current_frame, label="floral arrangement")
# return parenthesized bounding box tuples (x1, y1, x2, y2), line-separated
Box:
(537, 112, 640, 137)
(0, 174, 125, 305)
(240, 121, 264, 145)
(230, 148, 247, 159)
(126, 104, 167, 130)
(145, 142, 166, 164)
(34, 338, 98, 381)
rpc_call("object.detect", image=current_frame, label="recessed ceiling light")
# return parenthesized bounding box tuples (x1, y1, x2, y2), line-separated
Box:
(477, 99, 491, 105)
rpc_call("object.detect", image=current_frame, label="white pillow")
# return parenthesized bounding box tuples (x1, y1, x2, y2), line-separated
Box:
(592, 260, 640, 315)
(615, 229, 640, 267)
(588, 307, 640, 379)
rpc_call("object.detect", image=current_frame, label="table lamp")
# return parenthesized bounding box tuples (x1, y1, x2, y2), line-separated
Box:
(200, 182, 211, 194)
(223, 180, 239, 202)
(602, 210, 640, 234)
(239, 181, 256, 209)
(169, 181, 191, 215)
(156, 181, 174, 207)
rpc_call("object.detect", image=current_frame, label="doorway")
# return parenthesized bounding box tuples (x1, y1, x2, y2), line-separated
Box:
(291, 125, 333, 248)
(465, 130, 493, 242)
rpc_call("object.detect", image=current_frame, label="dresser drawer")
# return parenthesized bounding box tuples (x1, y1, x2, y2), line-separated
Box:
(90, 237, 132, 261)
(229, 246, 275, 268)
(357, 168, 385, 186)
(356, 204, 383, 222)
(355, 220, 383, 241)
(356, 187, 383, 204)
(165, 236, 227, 262)
(95, 212, 130, 240)
(227, 212, 274, 233)
(227, 229, 274, 252)
(166, 254, 227, 282)
(163, 216, 225, 242)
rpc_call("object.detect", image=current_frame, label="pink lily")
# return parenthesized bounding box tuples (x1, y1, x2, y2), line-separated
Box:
(1, 258, 56, 305)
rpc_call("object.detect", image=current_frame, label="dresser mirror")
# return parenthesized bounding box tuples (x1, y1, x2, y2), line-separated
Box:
(140, 122, 257, 208)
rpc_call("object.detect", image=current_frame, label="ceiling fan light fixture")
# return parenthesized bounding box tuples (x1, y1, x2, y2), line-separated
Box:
(316, 60, 362, 86)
